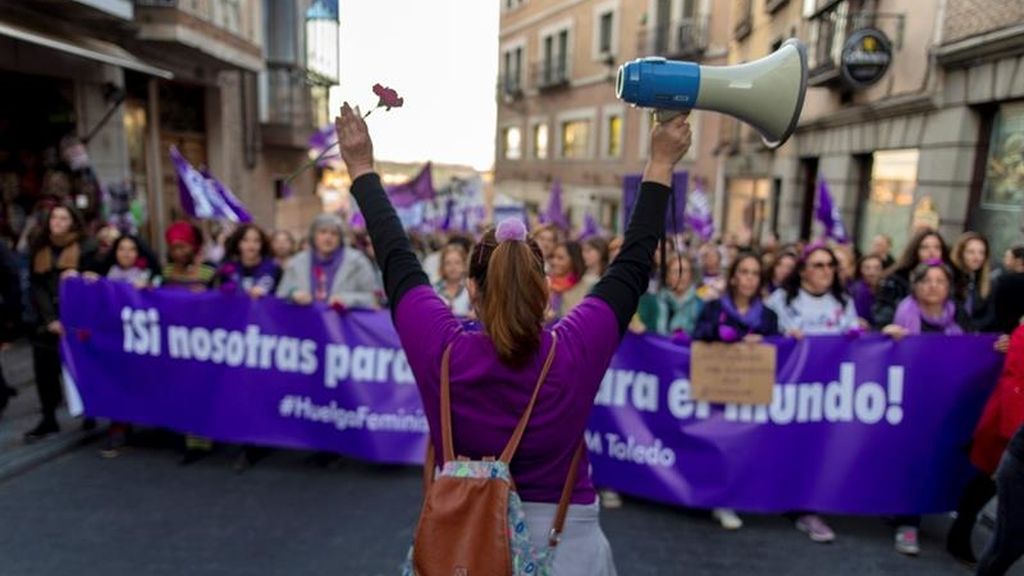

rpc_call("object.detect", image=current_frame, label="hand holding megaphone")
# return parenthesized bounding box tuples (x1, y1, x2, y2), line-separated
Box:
(644, 113, 691, 187)
(617, 39, 808, 149)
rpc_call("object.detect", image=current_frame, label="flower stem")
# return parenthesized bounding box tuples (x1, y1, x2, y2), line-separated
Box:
(284, 142, 338, 184)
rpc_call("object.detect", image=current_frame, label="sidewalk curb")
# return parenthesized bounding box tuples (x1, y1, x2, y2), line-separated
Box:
(0, 429, 102, 483)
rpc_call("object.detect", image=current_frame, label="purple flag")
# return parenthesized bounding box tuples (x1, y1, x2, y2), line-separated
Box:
(349, 210, 366, 230)
(816, 176, 849, 243)
(539, 179, 569, 230)
(308, 124, 340, 167)
(578, 211, 601, 240)
(386, 163, 435, 208)
(621, 172, 687, 232)
(685, 180, 715, 242)
(170, 146, 252, 222)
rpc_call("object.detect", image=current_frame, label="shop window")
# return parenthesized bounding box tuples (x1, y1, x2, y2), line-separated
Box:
(560, 120, 590, 159)
(973, 103, 1024, 260)
(502, 126, 522, 160)
(859, 149, 918, 256)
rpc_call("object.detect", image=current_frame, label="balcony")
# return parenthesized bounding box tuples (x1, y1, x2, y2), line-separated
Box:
(133, 0, 262, 71)
(260, 62, 320, 149)
(806, 1, 904, 87)
(497, 74, 524, 101)
(636, 16, 710, 60)
(531, 61, 569, 91)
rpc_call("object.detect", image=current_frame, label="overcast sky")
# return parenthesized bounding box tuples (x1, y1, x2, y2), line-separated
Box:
(329, 1, 500, 171)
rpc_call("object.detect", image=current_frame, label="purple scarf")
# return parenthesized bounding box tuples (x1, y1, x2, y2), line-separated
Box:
(310, 247, 345, 302)
(717, 295, 764, 342)
(219, 257, 280, 294)
(892, 296, 963, 335)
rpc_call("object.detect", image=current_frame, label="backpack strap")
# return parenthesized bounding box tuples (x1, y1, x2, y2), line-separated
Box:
(549, 441, 586, 548)
(439, 342, 458, 462)
(499, 332, 559, 464)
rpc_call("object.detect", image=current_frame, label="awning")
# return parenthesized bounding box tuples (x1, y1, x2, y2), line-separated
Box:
(0, 19, 173, 79)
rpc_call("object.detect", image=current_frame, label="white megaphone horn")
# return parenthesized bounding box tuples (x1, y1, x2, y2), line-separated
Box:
(616, 38, 808, 148)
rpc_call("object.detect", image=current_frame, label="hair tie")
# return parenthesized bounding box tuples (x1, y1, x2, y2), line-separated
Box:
(495, 218, 527, 243)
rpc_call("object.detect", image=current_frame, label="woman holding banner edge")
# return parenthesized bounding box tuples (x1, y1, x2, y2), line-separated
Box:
(335, 102, 690, 574)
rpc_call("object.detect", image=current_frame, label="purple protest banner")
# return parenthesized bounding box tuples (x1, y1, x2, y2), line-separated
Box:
(60, 278, 1002, 514)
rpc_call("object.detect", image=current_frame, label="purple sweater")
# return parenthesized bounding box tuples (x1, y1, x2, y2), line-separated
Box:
(351, 172, 669, 504)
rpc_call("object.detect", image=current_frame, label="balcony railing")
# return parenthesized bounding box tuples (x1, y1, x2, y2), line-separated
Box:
(497, 75, 524, 100)
(261, 63, 315, 129)
(531, 61, 569, 91)
(637, 16, 711, 60)
(135, 0, 256, 44)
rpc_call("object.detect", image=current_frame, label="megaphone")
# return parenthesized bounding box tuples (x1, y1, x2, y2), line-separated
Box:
(616, 38, 808, 149)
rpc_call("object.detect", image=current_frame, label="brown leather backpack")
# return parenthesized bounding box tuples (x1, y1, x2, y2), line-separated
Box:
(410, 333, 584, 575)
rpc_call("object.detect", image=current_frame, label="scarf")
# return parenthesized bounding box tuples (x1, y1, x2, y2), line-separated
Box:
(33, 232, 81, 274)
(717, 294, 764, 342)
(549, 273, 579, 294)
(310, 247, 345, 302)
(892, 296, 963, 335)
(220, 257, 279, 294)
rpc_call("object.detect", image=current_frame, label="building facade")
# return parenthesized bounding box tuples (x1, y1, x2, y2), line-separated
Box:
(0, 0, 337, 255)
(723, 0, 1024, 257)
(494, 0, 733, 232)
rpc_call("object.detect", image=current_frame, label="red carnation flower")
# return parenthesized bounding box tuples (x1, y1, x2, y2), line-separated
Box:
(372, 83, 404, 110)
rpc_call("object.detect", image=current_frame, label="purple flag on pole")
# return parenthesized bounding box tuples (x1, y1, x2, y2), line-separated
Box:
(308, 124, 340, 167)
(578, 211, 601, 240)
(386, 163, 435, 208)
(539, 179, 569, 230)
(170, 146, 253, 223)
(816, 176, 849, 243)
(685, 180, 715, 242)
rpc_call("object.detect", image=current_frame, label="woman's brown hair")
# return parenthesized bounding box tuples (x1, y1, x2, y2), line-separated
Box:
(951, 231, 991, 299)
(469, 229, 548, 368)
(224, 223, 271, 261)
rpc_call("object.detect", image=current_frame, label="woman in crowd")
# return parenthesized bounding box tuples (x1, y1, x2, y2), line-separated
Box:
(270, 230, 297, 268)
(533, 223, 559, 269)
(0, 239, 21, 420)
(336, 101, 689, 574)
(161, 221, 216, 463)
(162, 221, 216, 291)
(991, 245, 1024, 335)
(872, 228, 950, 327)
(766, 244, 858, 544)
(693, 252, 779, 531)
(767, 245, 860, 338)
(94, 234, 160, 457)
(99, 235, 161, 288)
(548, 240, 588, 319)
(881, 260, 966, 555)
(850, 255, 885, 326)
(25, 203, 99, 440)
(637, 254, 702, 338)
(765, 250, 798, 296)
(582, 237, 610, 285)
(697, 243, 725, 299)
(433, 243, 472, 317)
(276, 213, 378, 308)
(215, 224, 281, 298)
(952, 232, 994, 332)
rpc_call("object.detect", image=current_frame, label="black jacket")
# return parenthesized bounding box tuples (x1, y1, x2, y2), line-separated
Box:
(30, 238, 100, 328)
(692, 299, 780, 342)
(872, 271, 911, 328)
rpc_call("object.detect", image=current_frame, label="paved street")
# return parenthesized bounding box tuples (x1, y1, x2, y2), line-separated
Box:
(1, 342, 1021, 576)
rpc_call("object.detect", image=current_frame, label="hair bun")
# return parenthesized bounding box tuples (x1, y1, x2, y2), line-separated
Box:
(495, 218, 528, 243)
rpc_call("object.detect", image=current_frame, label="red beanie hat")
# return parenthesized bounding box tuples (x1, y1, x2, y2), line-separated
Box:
(165, 221, 199, 250)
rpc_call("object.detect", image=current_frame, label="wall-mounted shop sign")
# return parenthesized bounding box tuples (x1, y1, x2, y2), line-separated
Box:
(840, 28, 892, 89)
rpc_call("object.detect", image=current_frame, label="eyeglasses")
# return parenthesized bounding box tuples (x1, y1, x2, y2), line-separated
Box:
(808, 261, 837, 270)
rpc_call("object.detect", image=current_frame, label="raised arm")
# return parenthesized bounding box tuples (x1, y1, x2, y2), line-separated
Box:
(590, 114, 692, 334)
(336, 103, 428, 312)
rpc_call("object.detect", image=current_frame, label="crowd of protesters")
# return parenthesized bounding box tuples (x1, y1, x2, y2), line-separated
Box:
(0, 190, 1022, 572)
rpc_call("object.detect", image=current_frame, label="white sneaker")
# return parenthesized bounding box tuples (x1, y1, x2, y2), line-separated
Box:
(894, 526, 920, 556)
(712, 508, 743, 530)
(599, 490, 622, 509)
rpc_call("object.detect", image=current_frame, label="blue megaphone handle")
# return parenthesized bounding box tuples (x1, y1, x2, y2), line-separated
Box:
(616, 57, 701, 110)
